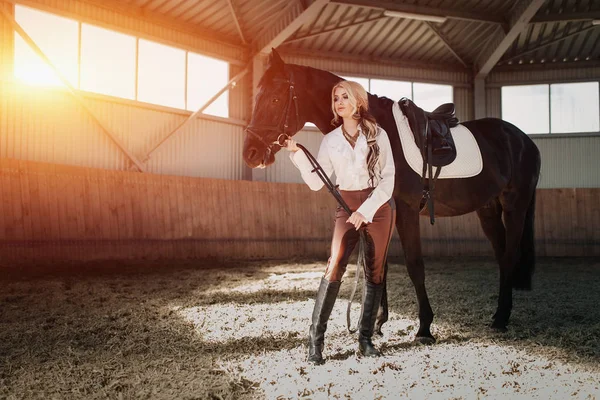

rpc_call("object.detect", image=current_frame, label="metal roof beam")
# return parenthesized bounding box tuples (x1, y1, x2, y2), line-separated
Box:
(331, 0, 505, 24)
(278, 47, 470, 75)
(54, 0, 244, 48)
(255, 0, 330, 54)
(226, 0, 247, 44)
(284, 15, 386, 45)
(531, 11, 600, 23)
(474, 0, 546, 78)
(500, 25, 598, 64)
(425, 21, 468, 68)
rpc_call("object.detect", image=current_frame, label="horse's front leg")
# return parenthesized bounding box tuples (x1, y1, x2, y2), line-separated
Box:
(397, 202, 435, 343)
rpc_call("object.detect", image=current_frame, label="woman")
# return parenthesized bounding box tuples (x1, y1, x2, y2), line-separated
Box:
(284, 80, 396, 365)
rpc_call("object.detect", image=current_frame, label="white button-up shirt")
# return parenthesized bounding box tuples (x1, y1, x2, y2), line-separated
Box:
(290, 125, 395, 222)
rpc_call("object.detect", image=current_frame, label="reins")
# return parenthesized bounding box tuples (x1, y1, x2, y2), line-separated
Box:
(296, 143, 367, 334)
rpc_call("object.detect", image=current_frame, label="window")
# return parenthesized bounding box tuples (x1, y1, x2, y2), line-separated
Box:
(502, 82, 600, 134)
(187, 52, 229, 117)
(14, 5, 78, 87)
(9, 5, 239, 120)
(413, 82, 453, 112)
(550, 82, 599, 133)
(502, 85, 550, 134)
(137, 39, 186, 109)
(81, 24, 136, 99)
(370, 79, 412, 102)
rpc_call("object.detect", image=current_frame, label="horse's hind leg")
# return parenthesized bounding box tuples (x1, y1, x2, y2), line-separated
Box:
(476, 199, 508, 329)
(493, 191, 531, 331)
(397, 203, 435, 343)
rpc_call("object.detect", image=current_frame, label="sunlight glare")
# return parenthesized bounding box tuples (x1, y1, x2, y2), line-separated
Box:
(13, 5, 78, 87)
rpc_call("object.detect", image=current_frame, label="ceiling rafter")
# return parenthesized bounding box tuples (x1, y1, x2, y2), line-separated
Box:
(474, 0, 546, 78)
(500, 24, 598, 64)
(254, 0, 330, 54)
(225, 0, 247, 44)
(531, 11, 600, 23)
(425, 21, 468, 67)
(11, 0, 244, 48)
(330, 0, 506, 24)
(285, 14, 386, 45)
(278, 47, 470, 73)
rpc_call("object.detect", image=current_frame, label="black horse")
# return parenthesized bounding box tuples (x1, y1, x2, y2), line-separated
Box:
(243, 50, 541, 342)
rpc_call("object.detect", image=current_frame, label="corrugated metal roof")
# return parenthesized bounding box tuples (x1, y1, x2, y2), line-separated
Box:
(15, 0, 600, 71)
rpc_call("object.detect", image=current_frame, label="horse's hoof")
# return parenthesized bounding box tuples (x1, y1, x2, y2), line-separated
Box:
(375, 325, 384, 337)
(490, 323, 508, 333)
(414, 335, 436, 345)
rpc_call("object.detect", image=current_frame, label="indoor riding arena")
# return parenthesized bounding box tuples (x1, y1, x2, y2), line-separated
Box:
(1, 0, 599, 399)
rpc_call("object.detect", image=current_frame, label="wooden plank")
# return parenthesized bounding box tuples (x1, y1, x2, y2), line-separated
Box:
(25, 162, 43, 240)
(535, 189, 546, 257)
(51, 164, 66, 240)
(9, 159, 25, 240)
(44, 163, 61, 240)
(84, 171, 97, 238)
(96, 167, 113, 239)
(137, 174, 150, 239)
(0, 160, 9, 240)
(189, 178, 202, 253)
(175, 175, 187, 239)
(35, 163, 52, 240)
(166, 175, 179, 240)
(565, 188, 579, 256)
(124, 174, 135, 239)
(147, 172, 161, 240)
(130, 175, 144, 239)
(77, 172, 91, 239)
(17, 160, 33, 240)
(106, 170, 121, 241)
(590, 189, 600, 256)
(86, 167, 102, 238)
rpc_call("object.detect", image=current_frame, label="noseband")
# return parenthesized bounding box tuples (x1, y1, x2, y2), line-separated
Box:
(245, 71, 300, 164)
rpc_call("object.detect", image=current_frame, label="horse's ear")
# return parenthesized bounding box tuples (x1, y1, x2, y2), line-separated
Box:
(268, 48, 285, 71)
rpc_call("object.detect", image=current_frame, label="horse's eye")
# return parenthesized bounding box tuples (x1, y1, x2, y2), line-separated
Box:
(272, 98, 279, 104)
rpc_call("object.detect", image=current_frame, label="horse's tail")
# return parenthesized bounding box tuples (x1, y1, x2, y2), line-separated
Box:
(512, 190, 536, 290)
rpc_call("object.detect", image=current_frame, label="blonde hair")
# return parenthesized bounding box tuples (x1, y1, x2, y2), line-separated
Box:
(331, 80, 381, 187)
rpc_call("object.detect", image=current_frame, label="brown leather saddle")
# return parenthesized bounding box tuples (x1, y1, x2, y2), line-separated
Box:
(399, 98, 460, 224)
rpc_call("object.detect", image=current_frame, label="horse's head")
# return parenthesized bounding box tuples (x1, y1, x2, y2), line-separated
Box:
(243, 49, 306, 168)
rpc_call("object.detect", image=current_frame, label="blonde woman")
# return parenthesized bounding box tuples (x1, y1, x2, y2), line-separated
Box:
(285, 80, 396, 365)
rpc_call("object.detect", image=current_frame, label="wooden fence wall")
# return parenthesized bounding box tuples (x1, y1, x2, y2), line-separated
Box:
(0, 157, 598, 264)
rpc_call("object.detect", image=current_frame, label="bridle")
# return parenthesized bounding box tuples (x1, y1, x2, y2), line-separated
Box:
(245, 70, 301, 165)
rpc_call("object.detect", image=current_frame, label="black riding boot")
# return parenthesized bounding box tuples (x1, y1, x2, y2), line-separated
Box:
(358, 281, 384, 357)
(308, 278, 341, 365)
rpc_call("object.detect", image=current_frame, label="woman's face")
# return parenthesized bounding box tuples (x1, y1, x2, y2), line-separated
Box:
(333, 87, 354, 120)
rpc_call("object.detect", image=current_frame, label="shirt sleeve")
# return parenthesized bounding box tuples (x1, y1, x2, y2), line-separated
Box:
(356, 128, 396, 222)
(288, 138, 333, 191)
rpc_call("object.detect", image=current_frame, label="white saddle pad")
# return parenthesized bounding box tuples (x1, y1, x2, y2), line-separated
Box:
(391, 101, 483, 179)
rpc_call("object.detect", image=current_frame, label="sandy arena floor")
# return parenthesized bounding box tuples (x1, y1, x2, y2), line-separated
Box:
(1, 257, 599, 399)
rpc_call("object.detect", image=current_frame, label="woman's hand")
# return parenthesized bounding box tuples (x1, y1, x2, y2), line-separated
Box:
(284, 139, 300, 152)
(347, 211, 367, 230)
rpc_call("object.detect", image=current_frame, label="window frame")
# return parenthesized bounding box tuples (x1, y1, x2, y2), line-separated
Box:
(500, 81, 600, 137)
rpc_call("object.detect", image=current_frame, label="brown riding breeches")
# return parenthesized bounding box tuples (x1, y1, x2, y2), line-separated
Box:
(324, 188, 396, 285)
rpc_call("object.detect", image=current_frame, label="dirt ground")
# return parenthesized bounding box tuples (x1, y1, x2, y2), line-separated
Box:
(1, 256, 599, 399)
